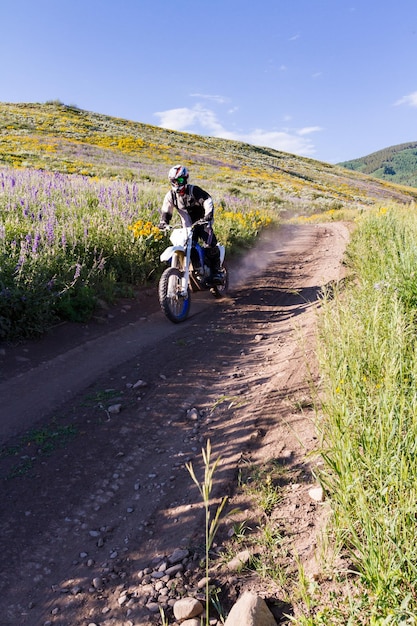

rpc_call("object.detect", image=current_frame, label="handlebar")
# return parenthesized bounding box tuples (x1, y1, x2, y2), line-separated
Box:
(159, 218, 212, 232)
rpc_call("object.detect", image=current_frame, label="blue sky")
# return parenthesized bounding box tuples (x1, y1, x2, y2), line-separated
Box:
(1, 0, 417, 163)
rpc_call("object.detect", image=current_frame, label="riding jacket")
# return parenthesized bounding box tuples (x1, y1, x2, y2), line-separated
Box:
(160, 184, 214, 228)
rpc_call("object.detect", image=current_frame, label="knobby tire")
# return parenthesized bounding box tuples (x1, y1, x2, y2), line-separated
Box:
(158, 267, 191, 323)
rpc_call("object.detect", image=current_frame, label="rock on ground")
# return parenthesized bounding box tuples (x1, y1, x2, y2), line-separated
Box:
(224, 591, 277, 626)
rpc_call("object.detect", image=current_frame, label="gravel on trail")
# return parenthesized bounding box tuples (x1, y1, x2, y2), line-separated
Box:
(0, 223, 350, 626)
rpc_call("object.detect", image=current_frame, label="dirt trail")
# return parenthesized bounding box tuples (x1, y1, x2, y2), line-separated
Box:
(0, 222, 350, 626)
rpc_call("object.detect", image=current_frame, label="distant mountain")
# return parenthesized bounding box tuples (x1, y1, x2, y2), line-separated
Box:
(339, 142, 417, 189)
(1, 102, 417, 211)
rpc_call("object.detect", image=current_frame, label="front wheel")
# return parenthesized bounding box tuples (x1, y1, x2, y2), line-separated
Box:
(158, 267, 191, 323)
(211, 264, 229, 299)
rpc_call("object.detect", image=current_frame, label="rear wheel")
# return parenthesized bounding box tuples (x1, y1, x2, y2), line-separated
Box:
(158, 267, 191, 323)
(211, 264, 229, 298)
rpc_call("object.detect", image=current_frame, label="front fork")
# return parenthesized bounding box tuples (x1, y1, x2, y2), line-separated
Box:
(171, 249, 190, 297)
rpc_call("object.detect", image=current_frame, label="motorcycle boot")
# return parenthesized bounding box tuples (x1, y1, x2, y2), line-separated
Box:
(205, 246, 223, 284)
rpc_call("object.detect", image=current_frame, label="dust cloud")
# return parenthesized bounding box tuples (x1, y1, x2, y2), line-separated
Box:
(227, 224, 296, 288)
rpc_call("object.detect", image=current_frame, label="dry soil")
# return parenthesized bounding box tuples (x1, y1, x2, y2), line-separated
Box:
(0, 222, 350, 626)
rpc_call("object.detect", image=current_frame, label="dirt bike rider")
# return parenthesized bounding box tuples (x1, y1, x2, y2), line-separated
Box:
(158, 165, 223, 283)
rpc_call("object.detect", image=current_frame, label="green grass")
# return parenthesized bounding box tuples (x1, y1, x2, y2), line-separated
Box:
(312, 205, 417, 622)
(230, 459, 289, 587)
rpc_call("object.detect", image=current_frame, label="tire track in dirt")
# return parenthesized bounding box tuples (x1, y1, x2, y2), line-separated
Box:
(0, 223, 350, 625)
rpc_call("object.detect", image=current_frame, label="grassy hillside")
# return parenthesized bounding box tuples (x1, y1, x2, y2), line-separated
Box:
(2, 101, 417, 213)
(339, 141, 417, 189)
(2, 101, 417, 340)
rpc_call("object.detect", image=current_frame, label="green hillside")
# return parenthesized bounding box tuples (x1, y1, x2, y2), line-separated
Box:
(2, 101, 417, 340)
(2, 101, 417, 211)
(339, 141, 417, 189)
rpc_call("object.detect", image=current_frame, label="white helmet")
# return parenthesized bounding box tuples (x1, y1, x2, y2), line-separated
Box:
(168, 165, 189, 194)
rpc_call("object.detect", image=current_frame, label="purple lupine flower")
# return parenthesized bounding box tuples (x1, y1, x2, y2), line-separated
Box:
(73, 263, 82, 280)
(97, 255, 106, 271)
(46, 220, 55, 245)
(15, 256, 25, 272)
(32, 232, 41, 253)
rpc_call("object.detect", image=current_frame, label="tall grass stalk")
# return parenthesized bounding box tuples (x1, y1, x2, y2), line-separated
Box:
(316, 205, 417, 620)
(186, 440, 228, 624)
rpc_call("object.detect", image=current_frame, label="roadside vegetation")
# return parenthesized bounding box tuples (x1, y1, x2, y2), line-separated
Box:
(309, 205, 417, 623)
(0, 165, 274, 339)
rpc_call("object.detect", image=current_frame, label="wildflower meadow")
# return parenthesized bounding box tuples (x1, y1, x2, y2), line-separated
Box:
(0, 165, 275, 339)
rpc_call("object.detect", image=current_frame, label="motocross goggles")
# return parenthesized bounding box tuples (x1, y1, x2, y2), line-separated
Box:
(172, 176, 187, 186)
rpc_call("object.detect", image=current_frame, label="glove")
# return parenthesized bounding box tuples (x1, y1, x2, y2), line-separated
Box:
(159, 212, 171, 230)
(204, 214, 214, 230)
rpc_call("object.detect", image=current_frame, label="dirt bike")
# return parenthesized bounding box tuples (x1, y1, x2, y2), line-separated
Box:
(158, 220, 228, 323)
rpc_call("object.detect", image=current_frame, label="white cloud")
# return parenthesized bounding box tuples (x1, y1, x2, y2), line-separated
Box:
(234, 129, 319, 156)
(297, 126, 322, 136)
(154, 105, 225, 134)
(189, 93, 230, 104)
(394, 91, 417, 107)
(154, 105, 321, 157)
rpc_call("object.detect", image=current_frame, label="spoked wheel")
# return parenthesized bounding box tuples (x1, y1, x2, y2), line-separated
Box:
(211, 264, 229, 299)
(158, 267, 191, 323)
